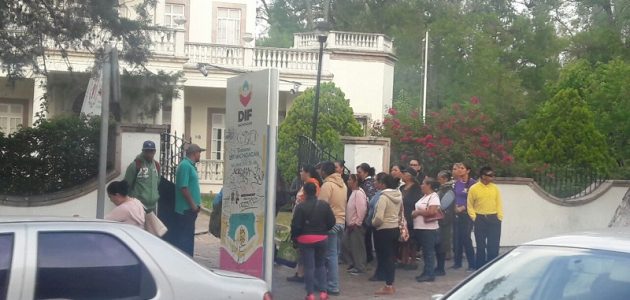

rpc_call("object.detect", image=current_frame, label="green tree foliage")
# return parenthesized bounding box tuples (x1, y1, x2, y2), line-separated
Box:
(549, 59, 630, 170)
(278, 83, 362, 179)
(0, 115, 112, 195)
(514, 88, 614, 173)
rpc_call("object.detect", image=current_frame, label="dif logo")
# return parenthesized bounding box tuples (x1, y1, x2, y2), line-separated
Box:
(238, 81, 253, 122)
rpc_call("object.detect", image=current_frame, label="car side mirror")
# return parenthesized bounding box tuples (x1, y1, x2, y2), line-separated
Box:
(431, 294, 444, 300)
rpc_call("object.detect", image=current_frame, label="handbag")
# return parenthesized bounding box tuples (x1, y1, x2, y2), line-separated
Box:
(398, 205, 409, 242)
(423, 196, 445, 223)
(274, 225, 298, 268)
(145, 211, 168, 237)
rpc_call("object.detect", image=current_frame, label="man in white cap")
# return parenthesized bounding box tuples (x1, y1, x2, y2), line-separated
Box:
(173, 143, 205, 256)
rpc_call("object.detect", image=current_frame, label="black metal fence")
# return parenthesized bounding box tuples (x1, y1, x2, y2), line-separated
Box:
(531, 166, 607, 199)
(297, 135, 348, 173)
(159, 126, 190, 182)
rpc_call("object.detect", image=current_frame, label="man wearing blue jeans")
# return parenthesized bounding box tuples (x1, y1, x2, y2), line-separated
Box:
(318, 161, 348, 295)
(174, 144, 205, 256)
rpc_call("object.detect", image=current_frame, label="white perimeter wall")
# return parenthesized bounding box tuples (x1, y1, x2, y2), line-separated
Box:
(0, 130, 162, 218)
(499, 182, 628, 246)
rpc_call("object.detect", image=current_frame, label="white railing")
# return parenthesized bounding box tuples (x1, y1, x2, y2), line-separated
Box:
(184, 44, 321, 72)
(254, 47, 318, 71)
(149, 29, 185, 56)
(294, 31, 394, 54)
(197, 159, 223, 182)
(186, 43, 245, 66)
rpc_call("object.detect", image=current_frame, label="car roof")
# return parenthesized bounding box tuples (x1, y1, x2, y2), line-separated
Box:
(523, 228, 630, 254)
(0, 215, 116, 224)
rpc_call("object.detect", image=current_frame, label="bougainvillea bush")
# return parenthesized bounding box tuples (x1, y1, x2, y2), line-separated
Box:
(371, 97, 515, 176)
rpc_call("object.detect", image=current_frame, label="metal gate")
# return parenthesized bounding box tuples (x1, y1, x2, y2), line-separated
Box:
(159, 126, 190, 182)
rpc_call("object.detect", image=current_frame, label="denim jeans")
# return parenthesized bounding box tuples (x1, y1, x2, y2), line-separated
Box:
(326, 224, 344, 292)
(415, 229, 438, 278)
(454, 213, 476, 268)
(173, 209, 198, 256)
(299, 240, 328, 295)
(474, 214, 501, 269)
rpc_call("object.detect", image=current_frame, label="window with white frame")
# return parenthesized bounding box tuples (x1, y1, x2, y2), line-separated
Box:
(0, 103, 24, 134)
(211, 113, 225, 160)
(164, 4, 185, 29)
(217, 8, 241, 45)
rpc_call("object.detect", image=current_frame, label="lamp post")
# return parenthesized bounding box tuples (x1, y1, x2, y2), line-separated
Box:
(310, 22, 329, 143)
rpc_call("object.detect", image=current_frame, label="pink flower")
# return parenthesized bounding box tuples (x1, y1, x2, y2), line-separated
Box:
(439, 137, 453, 147)
(470, 96, 480, 105)
(388, 107, 398, 116)
(452, 103, 461, 111)
(401, 137, 411, 142)
(426, 142, 436, 149)
(502, 155, 514, 163)
(410, 111, 419, 119)
(424, 134, 433, 141)
(415, 137, 425, 144)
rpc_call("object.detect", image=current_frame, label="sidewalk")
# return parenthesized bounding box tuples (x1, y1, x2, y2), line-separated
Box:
(193, 213, 470, 300)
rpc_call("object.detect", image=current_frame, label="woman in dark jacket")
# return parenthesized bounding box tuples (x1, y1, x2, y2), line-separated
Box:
(291, 182, 336, 300)
(435, 170, 456, 276)
(398, 168, 423, 270)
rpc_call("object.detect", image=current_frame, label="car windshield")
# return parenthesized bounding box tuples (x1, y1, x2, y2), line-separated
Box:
(446, 245, 630, 300)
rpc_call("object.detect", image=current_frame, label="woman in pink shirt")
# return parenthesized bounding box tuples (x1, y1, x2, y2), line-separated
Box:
(342, 174, 368, 274)
(105, 180, 145, 228)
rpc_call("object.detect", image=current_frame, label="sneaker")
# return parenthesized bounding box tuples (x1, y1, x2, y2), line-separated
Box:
(415, 275, 435, 282)
(450, 264, 462, 270)
(434, 269, 446, 276)
(346, 265, 355, 271)
(287, 274, 304, 283)
(327, 290, 340, 296)
(319, 291, 329, 300)
(348, 268, 364, 275)
(374, 285, 395, 295)
(305, 294, 315, 300)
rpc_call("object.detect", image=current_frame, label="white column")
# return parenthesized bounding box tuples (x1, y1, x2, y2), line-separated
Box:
(170, 87, 185, 136)
(32, 76, 47, 125)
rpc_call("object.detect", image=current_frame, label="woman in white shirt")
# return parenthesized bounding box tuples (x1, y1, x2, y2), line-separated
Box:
(411, 177, 441, 282)
(106, 180, 145, 228)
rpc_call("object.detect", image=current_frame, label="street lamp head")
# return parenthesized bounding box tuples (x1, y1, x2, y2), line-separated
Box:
(197, 63, 209, 77)
(242, 32, 254, 43)
(174, 17, 187, 26)
(314, 20, 330, 42)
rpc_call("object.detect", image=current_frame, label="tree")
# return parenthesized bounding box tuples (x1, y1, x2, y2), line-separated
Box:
(278, 83, 362, 179)
(0, 0, 180, 121)
(514, 88, 614, 173)
(372, 94, 514, 176)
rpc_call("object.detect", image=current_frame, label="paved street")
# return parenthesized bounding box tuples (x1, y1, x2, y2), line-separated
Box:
(193, 213, 470, 300)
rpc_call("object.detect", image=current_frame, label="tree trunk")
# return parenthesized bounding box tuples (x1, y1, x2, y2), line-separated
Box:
(609, 187, 630, 227)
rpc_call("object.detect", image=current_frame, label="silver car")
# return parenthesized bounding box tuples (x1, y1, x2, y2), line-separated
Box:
(434, 229, 630, 300)
(0, 217, 272, 300)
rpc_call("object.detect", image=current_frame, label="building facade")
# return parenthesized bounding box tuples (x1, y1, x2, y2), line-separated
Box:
(0, 0, 396, 192)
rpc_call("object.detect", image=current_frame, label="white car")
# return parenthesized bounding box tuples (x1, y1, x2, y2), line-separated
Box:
(0, 216, 272, 300)
(434, 229, 630, 300)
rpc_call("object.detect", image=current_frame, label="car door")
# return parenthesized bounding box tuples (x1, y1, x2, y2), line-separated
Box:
(20, 222, 173, 300)
(1, 224, 24, 300)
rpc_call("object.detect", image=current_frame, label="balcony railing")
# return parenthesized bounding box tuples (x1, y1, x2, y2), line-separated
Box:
(294, 31, 394, 54)
(186, 43, 245, 66)
(197, 159, 223, 183)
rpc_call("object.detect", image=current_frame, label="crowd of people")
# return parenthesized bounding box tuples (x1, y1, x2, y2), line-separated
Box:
(289, 159, 504, 299)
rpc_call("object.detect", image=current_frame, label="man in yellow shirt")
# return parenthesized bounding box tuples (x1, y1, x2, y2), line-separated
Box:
(467, 166, 503, 269)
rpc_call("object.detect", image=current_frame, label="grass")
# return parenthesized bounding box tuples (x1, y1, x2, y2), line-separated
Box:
(201, 193, 215, 210)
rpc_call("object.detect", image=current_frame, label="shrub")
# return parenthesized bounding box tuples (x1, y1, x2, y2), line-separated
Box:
(0, 115, 113, 195)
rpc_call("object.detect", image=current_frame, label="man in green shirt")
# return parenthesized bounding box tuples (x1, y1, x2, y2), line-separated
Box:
(173, 143, 204, 256)
(124, 140, 160, 211)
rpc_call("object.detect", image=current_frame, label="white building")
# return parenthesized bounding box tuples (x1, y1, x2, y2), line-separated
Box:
(0, 0, 396, 192)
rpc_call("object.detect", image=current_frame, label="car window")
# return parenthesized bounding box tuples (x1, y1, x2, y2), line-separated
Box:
(35, 231, 157, 300)
(446, 246, 630, 300)
(0, 234, 14, 300)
